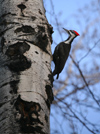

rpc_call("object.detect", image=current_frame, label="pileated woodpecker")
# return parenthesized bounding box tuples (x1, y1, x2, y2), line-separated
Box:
(52, 28, 80, 79)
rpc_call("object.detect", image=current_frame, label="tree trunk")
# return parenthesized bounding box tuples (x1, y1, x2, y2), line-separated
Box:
(0, 0, 53, 134)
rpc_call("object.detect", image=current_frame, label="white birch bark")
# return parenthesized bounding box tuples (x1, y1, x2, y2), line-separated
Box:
(0, 0, 53, 133)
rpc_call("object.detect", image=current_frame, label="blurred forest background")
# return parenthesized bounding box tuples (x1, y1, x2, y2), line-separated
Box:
(44, 0, 100, 134)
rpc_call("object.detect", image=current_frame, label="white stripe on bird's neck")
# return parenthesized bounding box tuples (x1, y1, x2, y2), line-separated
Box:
(64, 34, 75, 44)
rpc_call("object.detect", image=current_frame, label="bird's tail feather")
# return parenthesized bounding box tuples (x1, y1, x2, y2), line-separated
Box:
(52, 70, 59, 79)
(56, 74, 59, 79)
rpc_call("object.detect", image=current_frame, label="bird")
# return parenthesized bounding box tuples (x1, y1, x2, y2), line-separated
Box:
(52, 28, 80, 79)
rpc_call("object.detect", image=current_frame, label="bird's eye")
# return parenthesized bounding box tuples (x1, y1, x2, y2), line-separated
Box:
(70, 30, 74, 34)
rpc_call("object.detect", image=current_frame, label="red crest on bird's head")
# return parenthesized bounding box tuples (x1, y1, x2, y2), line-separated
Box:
(73, 30, 80, 36)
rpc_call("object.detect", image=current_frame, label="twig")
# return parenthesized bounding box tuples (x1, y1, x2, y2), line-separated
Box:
(78, 39, 100, 63)
(50, 0, 63, 40)
(70, 55, 100, 107)
(67, 104, 96, 134)
(55, 97, 96, 134)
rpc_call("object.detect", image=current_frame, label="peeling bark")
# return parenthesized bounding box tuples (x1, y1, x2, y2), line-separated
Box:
(0, 0, 53, 133)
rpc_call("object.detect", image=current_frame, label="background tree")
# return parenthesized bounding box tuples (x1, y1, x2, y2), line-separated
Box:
(0, 0, 53, 134)
(44, 0, 100, 134)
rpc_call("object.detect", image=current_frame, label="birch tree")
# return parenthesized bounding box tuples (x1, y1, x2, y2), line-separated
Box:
(0, 0, 53, 133)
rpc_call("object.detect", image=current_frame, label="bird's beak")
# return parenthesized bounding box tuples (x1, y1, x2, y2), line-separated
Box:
(63, 28, 69, 34)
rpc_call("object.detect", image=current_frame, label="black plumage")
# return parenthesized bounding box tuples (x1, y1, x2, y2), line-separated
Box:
(52, 28, 79, 79)
(52, 42, 71, 79)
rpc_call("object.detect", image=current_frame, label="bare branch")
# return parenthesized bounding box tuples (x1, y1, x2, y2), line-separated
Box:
(55, 97, 97, 134)
(70, 55, 100, 107)
(50, 0, 63, 40)
(78, 39, 100, 63)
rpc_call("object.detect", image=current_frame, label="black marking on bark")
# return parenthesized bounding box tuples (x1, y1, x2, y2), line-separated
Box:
(0, 82, 9, 88)
(47, 24, 53, 44)
(14, 25, 50, 54)
(0, 102, 6, 108)
(0, 20, 19, 26)
(15, 25, 35, 34)
(0, 13, 11, 18)
(38, 25, 45, 32)
(0, 12, 16, 18)
(31, 113, 44, 126)
(7, 55, 31, 72)
(17, 4, 26, 11)
(48, 24, 53, 34)
(39, 9, 42, 15)
(0, 20, 7, 26)
(31, 16, 36, 21)
(0, 27, 14, 36)
(35, 25, 49, 53)
(35, 51, 39, 54)
(48, 74, 54, 86)
(45, 115, 48, 123)
(6, 42, 30, 57)
(5, 41, 31, 72)
(15, 96, 45, 133)
(20, 126, 45, 134)
(45, 85, 54, 109)
(0, 37, 6, 52)
(17, 4, 26, 16)
(10, 80, 19, 94)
